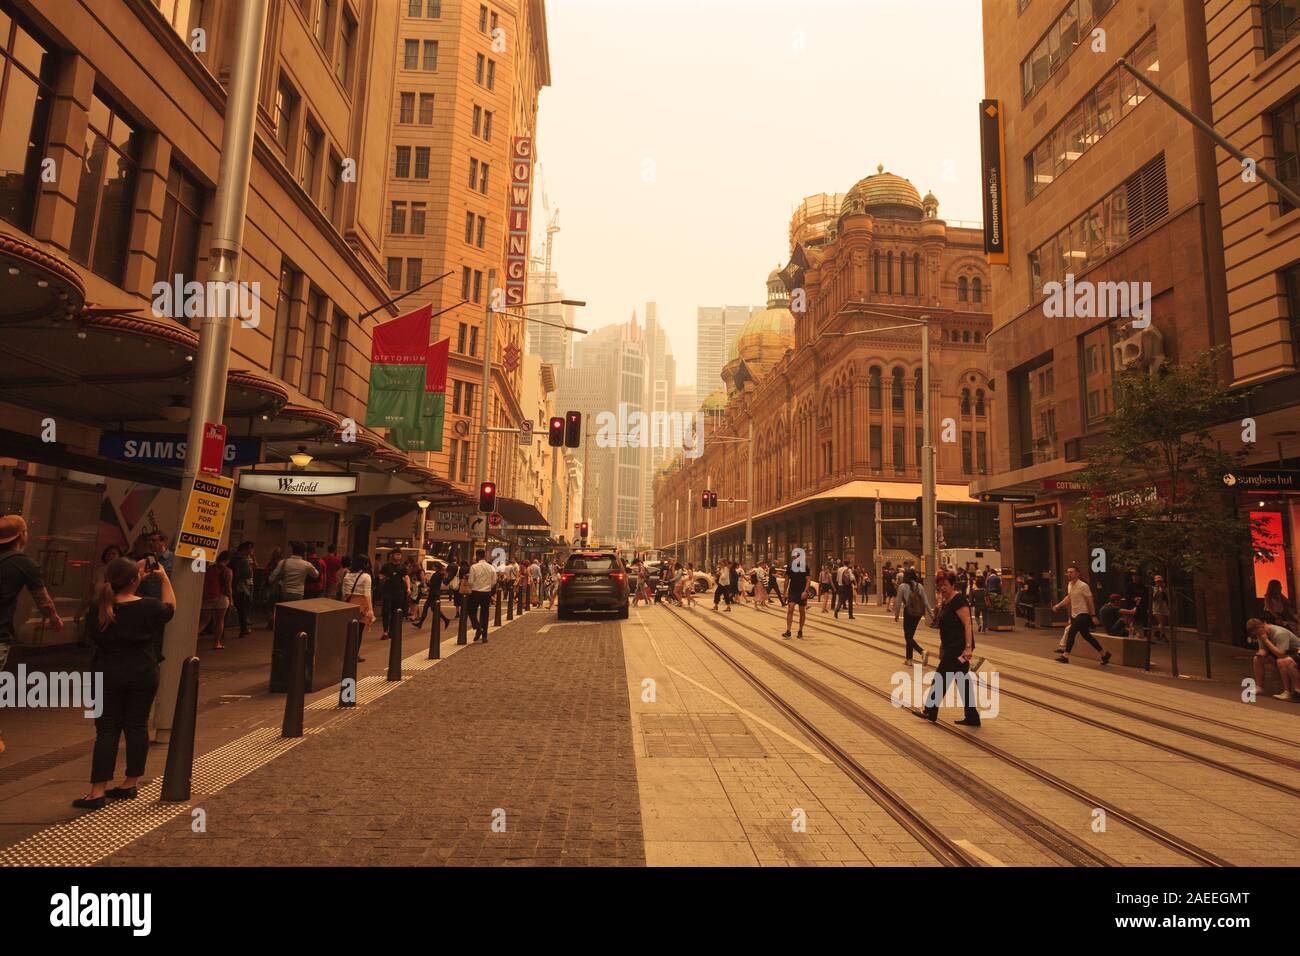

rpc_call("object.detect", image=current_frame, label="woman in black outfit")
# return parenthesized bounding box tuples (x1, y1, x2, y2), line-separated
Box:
(414, 561, 450, 628)
(917, 570, 980, 727)
(73, 556, 176, 809)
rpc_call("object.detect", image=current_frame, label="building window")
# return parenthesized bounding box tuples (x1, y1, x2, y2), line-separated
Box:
(324, 150, 342, 222)
(483, 110, 493, 141)
(394, 145, 411, 177)
(387, 257, 402, 291)
(422, 39, 438, 71)
(403, 38, 418, 69)
(886, 253, 894, 294)
(336, 8, 356, 87)
(975, 388, 986, 417)
(472, 270, 483, 304)
(958, 276, 968, 301)
(1285, 262, 1300, 367)
(976, 431, 987, 474)
(960, 388, 971, 416)
(154, 0, 206, 40)
(1272, 91, 1300, 214)
(460, 267, 471, 301)
(410, 201, 426, 234)
(418, 92, 434, 124)
(913, 368, 923, 412)
(486, 60, 495, 90)
(299, 120, 323, 197)
(390, 201, 406, 234)
(898, 254, 907, 295)
(465, 210, 474, 243)
(491, 11, 498, 32)
(1264, 0, 1300, 57)
(70, 92, 141, 283)
(0, 9, 55, 232)
(301, 287, 325, 395)
(479, 162, 489, 192)
(469, 323, 479, 355)
(892, 426, 905, 474)
(972, 277, 983, 303)
(913, 253, 921, 296)
(399, 92, 414, 123)
(869, 425, 882, 470)
(1020, 0, 1116, 102)
(891, 367, 904, 410)
(869, 365, 882, 410)
(476, 214, 485, 248)
(476, 53, 484, 84)
(456, 320, 468, 352)
(468, 158, 478, 188)
(472, 105, 482, 136)
(271, 262, 299, 382)
(324, 308, 348, 407)
(961, 430, 973, 475)
(273, 76, 299, 154)
(314, 0, 334, 52)
(427, 0, 442, 17)
(414, 146, 430, 179)
(871, 251, 879, 292)
(478, 4, 488, 31)
(155, 162, 204, 287)
(405, 257, 422, 290)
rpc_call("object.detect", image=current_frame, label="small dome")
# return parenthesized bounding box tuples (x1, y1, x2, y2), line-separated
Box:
(841, 164, 925, 221)
(735, 307, 794, 367)
(700, 389, 727, 414)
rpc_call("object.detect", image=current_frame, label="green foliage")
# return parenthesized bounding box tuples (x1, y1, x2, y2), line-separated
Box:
(1071, 349, 1274, 580)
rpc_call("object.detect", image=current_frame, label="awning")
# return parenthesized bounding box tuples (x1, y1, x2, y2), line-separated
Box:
(496, 496, 547, 528)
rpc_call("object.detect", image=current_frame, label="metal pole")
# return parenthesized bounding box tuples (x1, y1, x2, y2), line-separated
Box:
(686, 487, 692, 565)
(474, 268, 497, 555)
(920, 318, 936, 603)
(745, 419, 754, 558)
(674, 498, 679, 558)
(155, 0, 267, 742)
(417, 504, 429, 554)
(875, 489, 883, 607)
(581, 415, 591, 531)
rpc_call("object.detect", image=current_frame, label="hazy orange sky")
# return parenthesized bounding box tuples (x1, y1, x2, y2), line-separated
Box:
(533, 0, 987, 389)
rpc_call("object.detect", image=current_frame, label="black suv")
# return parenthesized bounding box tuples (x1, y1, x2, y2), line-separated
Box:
(557, 549, 630, 619)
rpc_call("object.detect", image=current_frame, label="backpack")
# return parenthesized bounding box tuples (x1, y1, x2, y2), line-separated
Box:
(904, 583, 927, 618)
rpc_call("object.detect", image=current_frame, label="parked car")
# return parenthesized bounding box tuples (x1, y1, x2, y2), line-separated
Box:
(557, 549, 630, 619)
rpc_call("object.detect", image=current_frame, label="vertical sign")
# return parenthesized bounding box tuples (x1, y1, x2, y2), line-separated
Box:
(979, 99, 1009, 265)
(506, 136, 534, 308)
(199, 422, 227, 477)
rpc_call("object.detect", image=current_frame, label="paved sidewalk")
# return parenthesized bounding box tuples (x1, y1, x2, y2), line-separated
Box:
(104, 611, 644, 866)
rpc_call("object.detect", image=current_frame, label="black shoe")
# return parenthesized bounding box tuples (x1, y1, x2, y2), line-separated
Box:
(954, 718, 981, 727)
(105, 786, 138, 800)
(796, 631, 804, 640)
(72, 796, 106, 810)
(912, 709, 937, 723)
(782, 630, 791, 638)
(1100, 651, 1112, 665)
(1055, 655, 1069, 664)
(413, 620, 424, 629)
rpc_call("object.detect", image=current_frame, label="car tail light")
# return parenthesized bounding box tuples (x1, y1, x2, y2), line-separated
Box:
(610, 572, 625, 581)
(561, 573, 574, 582)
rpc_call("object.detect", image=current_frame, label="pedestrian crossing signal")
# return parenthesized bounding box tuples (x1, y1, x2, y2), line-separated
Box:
(548, 416, 565, 447)
(479, 481, 497, 514)
(564, 411, 581, 448)
(702, 489, 718, 509)
(709, 490, 718, 509)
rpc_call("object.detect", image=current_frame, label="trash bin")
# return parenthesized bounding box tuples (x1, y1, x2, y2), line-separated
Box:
(270, 598, 359, 692)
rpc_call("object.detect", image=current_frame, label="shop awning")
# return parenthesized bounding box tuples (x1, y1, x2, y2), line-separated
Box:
(497, 496, 547, 528)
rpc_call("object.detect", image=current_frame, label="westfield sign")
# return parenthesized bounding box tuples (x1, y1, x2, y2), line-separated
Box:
(237, 472, 359, 496)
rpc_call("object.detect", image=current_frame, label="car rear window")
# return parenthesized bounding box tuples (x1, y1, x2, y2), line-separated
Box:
(566, 554, 616, 571)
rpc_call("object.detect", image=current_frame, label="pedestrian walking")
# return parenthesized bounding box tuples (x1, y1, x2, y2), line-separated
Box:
(377, 551, 410, 640)
(969, 575, 987, 633)
(73, 555, 174, 810)
(269, 542, 320, 603)
(198, 550, 233, 650)
(783, 558, 810, 640)
(1053, 564, 1111, 665)
(467, 549, 497, 641)
(414, 560, 450, 629)
(916, 571, 980, 727)
(894, 568, 931, 665)
(883, 562, 897, 612)
(819, 564, 834, 613)
(713, 561, 733, 611)
(0, 514, 63, 676)
(342, 557, 375, 661)
(303, 545, 327, 600)
(230, 541, 255, 638)
(834, 561, 855, 620)
(753, 561, 769, 607)
(322, 544, 343, 599)
(545, 558, 560, 609)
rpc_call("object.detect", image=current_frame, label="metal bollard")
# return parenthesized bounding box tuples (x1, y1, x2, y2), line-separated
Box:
(428, 599, 442, 659)
(518, 584, 525, 615)
(506, 585, 514, 620)
(387, 611, 403, 681)
(161, 656, 201, 802)
(457, 596, 469, 644)
(340, 620, 361, 708)
(524, 583, 530, 611)
(494, 586, 502, 627)
(282, 631, 307, 738)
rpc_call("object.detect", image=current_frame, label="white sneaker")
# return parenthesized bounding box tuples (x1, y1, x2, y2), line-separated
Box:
(1273, 692, 1296, 701)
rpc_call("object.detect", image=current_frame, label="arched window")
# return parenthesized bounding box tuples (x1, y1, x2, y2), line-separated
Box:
(951, 330, 960, 342)
(957, 276, 969, 302)
(975, 388, 986, 417)
(886, 254, 894, 294)
(869, 366, 882, 410)
(962, 330, 971, 343)
(891, 367, 904, 410)
(913, 254, 921, 296)
(898, 254, 907, 295)
(871, 251, 879, 292)
(913, 367, 923, 412)
(972, 277, 983, 303)
(960, 388, 971, 416)
(974, 331, 982, 343)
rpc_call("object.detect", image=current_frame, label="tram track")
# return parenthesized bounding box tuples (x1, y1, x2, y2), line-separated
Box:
(664, 602, 1233, 867)
(776, 606, 1300, 797)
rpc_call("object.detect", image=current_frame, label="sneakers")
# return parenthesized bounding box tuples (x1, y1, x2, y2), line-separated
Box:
(1055, 655, 1069, 664)
(782, 631, 791, 639)
(1272, 692, 1300, 702)
(1100, 651, 1112, 666)
(796, 631, 804, 640)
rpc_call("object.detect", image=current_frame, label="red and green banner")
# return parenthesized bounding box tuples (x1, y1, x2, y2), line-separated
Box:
(365, 303, 432, 431)
(391, 338, 449, 452)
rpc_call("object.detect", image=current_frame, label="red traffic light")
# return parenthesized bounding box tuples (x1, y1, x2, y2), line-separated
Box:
(478, 481, 497, 514)
(579, 521, 589, 538)
(548, 416, 565, 447)
(701, 490, 711, 509)
(564, 410, 582, 448)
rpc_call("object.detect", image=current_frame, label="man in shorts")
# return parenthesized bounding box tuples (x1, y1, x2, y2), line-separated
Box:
(783, 557, 810, 640)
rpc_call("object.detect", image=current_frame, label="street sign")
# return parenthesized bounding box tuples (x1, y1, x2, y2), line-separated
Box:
(176, 473, 234, 563)
(977, 492, 1036, 504)
(199, 422, 227, 477)
(489, 512, 503, 528)
(519, 420, 533, 446)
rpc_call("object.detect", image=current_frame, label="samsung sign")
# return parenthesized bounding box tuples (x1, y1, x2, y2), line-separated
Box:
(237, 472, 358, 496)
(99, 432, 261, 468)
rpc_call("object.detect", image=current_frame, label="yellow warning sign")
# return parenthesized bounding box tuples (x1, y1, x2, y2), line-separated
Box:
(176, 473, 234, 563)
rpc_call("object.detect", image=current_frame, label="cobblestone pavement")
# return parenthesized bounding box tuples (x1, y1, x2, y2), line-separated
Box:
(105, 612, 643, 866)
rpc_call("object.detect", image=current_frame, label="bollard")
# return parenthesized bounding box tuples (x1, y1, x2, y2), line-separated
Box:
(387, 611, 403, 681)
(340, 620, 361, 708)
(282, 631, 307, 738)
(457, 596, 469, 644)
(507, 585, 514, 620)
(160, 656, 201, 802)
(428, 599, 442, 659)
(494, 586, 502, 627)
(524, 583, 531, 611)
(518, 584, 525, 615)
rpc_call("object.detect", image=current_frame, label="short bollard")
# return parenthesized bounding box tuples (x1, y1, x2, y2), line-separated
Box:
(282, 631, 307, 738)
(517, 585, 524, 615)
(507, 586, 514, 620)
(428, 600, 441, 660)
(494, 587, 502, 627)
(524, 584, 530, 611)
(457, 598, 469, 644)
(340, 620, 361, 708)
(161, 656, 201, 802)
(387, 612, 403, 681)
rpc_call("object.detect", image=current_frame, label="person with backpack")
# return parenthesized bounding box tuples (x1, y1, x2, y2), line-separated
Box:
(834, 561, 856, 620)
(377, 550, 410, 640)
(894, 567, 931, 665)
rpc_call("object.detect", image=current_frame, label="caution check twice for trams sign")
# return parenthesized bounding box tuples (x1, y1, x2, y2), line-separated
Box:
(176, 474, 234, 563)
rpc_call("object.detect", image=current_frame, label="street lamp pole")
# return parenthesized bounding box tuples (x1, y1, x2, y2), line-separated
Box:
(745, 418, 754, 558)
(920, 317, 936, 602)
(416, 498, 431, 554)
(156, 0, 267, 743)
(473, 269, 497, 555)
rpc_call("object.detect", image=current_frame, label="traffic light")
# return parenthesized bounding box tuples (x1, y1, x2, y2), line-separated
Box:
(548, 416, 565, 447)
(709, 490, 718, 509)
(914, 496, 923, 527)
(701, 489, 711, 510)
(478, 481, 497, 514)
(564, 410, 581, 448)
(579, 520, 589, 540)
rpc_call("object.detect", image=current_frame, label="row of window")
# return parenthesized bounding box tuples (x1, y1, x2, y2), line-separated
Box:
(475, 53, 496, 90)
(397, 91, 435, 124)
(956, 276, 984, 303)
(465, 210, 486, 248)
(270, 260, 352, 407)
(871, 251, 921, 296)
(459, 266, 486, 305)
(406, 0, 441, 17)
(1028, 153, 1168, 302)
(1021, 0, 1118, 102)
(402, 38, 438, 71)
(389, 200, 427, 235)
(1276, 90, 1300, 215)
(301, 0, 358, 91)
(393, 145, 431, 179)
(467, 157, 490, 193)
(1264, 0, 1300, 57)
(273, 75, 345, 226)
(1025, 30, 1158, 202)
(471, 104, 494, 141)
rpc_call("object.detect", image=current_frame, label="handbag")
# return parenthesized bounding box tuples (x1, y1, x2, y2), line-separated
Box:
(459, 575, 471, 596)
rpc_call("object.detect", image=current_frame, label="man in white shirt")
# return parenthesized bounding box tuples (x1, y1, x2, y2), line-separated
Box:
(1052, 564, 1110, 665)
(528, 559, 541, 603)
(1248, 618, 1300, 701)
(467, 549, 498, 642)
(834, 562, 856, 620)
